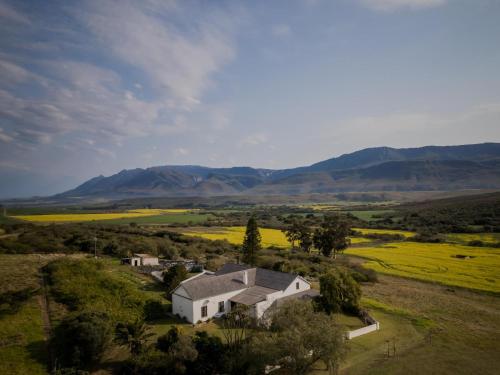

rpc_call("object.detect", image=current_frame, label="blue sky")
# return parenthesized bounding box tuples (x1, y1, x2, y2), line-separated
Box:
(1, 0, 500, 197)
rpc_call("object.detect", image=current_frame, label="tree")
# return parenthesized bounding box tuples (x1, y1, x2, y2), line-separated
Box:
(115, 319, 154, 355)
(298, 224, 314, 253)
(188, 331, 226, 375)
(283, 217, 313, 252)
(318, 270, 361, 314)
(163, 264, 188, 296)
(282, 217, 302, 249)
(241, 216, 261, 265)
(269, 300, 347, 375)
(313, 215, 351, 258)
(156, 326, 180, 352)
(51, 312, 112, 369)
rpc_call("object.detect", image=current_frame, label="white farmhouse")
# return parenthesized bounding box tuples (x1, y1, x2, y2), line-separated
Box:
(172, 263, 319, 324)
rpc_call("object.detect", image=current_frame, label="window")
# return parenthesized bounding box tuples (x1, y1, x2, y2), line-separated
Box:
(218, 301, 225, 313)
(201, 305, 207, 318)
(296, 282, 300, 290)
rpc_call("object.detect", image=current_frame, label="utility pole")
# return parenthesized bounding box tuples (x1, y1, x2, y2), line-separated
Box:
(94, 236, 98, 258)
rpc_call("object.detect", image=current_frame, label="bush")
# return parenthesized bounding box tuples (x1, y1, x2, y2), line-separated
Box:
(51, 311, 112, 369)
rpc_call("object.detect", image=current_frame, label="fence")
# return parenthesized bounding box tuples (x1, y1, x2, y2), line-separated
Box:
(346, 321, 380, 340)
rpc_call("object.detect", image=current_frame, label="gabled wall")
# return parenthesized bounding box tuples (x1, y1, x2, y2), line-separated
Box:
(172, 285, 194, 322)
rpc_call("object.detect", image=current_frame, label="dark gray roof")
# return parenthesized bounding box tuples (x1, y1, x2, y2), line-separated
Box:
(177, 264, 302, 301)
(229, 286, 277, 305)
(215, 263, 252, 275)
(273, 289, 320, 307)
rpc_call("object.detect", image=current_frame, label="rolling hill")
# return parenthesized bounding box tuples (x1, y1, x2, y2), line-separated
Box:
(55, 143, 500, 199)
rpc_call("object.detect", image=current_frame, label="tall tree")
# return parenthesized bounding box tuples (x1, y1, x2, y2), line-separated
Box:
(318, 270, 361, 314)
(241, 216, 261, 265)
(282, 217, 302, 249)
(163, 264, 188, 297)
(313, 215, 351, 258)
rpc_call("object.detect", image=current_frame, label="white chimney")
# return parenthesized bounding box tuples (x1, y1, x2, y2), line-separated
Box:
(242, 270, 248, 285)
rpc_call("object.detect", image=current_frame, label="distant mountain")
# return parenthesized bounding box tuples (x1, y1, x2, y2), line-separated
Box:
(56, 143, 500, 199)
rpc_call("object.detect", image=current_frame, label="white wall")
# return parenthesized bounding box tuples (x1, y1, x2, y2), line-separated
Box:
(192, 288, 246, 324)
(346, 322, 380, 339)
(141, 257, 159, 266)
(172, 285, 194, 323)
(254, 276, 311, 319)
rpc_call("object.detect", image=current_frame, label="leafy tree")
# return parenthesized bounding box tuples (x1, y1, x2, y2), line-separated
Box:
(313, 215, 351, 258)
(156, 326, 180, 352)
(115, 319, 154, 355)
(282, 217, 302, 248)
(241, 216, 261, 265)
(318, 270, 361, 314)
(298, 224, 314, 253)
(163, 264, 188, 296)
(188, 331, 226, 375)
(51, 312, 112, 369)
(270, 300, 347, 375)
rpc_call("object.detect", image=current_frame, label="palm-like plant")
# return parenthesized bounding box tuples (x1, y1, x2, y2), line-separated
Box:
(115, 319, 155, 355)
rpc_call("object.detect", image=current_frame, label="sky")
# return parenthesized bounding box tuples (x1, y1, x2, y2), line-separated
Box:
(1, 0, 500, 197)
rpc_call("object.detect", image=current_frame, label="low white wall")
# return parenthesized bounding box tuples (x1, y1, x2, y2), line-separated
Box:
(346, 321, 380, 340)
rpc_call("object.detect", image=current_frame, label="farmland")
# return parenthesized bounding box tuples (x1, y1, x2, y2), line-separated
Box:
(11, 209, 196, 223)
(180, 226, 291, 248)
(445, 232, 500, 245)
(346, 242, 500, 293)
(353, 228, 416, 238)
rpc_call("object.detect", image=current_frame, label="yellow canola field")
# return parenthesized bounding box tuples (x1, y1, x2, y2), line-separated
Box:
(13, 209, 192, 223)
(353, 227, 416, 238)
(445, 232, 500, 245)
(346, 242, 500, 293)
(182, 226, 371, 248)
(182, 226, 290, 248)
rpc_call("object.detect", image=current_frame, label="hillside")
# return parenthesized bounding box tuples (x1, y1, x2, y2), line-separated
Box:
(55, 143, 500, 199)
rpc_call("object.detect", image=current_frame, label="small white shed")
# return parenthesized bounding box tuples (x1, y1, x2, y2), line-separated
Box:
(130, 253, 159, 266)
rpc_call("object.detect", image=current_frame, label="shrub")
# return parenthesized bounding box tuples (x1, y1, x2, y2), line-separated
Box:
(51, 311, 112, 369)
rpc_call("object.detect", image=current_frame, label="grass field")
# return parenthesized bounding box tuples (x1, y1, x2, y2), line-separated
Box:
(353, 228, 416, 238)
(348, 210, 394, 221)
(0, 254, 63, 375)
(346, 242, 500, 293)
(445, 232, 500, 245)
(11, 209, 196, 223)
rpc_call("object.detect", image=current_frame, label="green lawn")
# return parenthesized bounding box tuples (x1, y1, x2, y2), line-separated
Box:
(348, 210, 394, 221)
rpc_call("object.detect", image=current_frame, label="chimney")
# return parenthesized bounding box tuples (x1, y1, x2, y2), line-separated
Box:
(242, 270, 248, 285)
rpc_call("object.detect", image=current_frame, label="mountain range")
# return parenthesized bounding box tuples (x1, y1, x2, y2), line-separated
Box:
(57, 143, 500, 199)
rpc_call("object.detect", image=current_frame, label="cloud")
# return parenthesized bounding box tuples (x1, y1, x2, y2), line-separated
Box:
(0, 127, 13, 142)
(240, 132, 269, 146)
(0, 1, 30, 25)
(358, 0, 446, 12)
(324, 102, 500, 150)
(0, 1, 240, 150)
(272, 24, 292, 37)
(78, 0, 237, 109)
